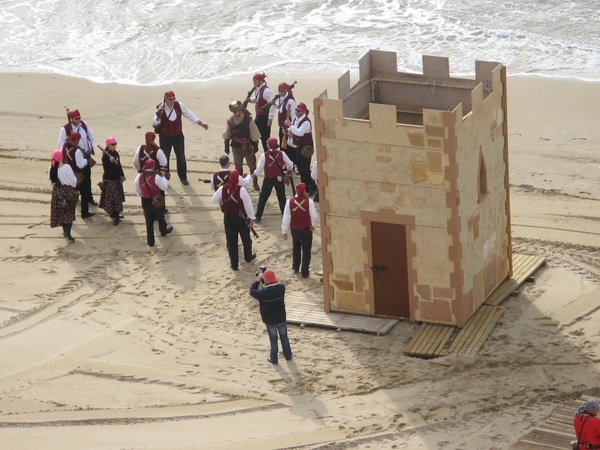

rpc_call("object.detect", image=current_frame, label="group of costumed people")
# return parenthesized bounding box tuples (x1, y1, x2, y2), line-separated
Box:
(48, 74, 320, 276)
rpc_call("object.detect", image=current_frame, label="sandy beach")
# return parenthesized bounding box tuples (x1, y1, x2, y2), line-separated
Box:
(1, 72, 600, 449)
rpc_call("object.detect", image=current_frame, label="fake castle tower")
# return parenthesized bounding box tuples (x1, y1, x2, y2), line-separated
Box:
(313, 50, 512, 328)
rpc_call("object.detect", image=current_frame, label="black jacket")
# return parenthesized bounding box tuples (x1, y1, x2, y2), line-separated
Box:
(249, 281, 286, 325)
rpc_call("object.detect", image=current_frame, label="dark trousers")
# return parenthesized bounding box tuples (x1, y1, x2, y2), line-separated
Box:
(255, 177, 286, 220)
(141, 197, 168, 246)
(224, 213, 253, 268)
(291, 228, 313, 276)
(255, 115, 271, 153)
(78, 167, 93, 216)
(293, 146, 316, 191)
(159, 133, 187, 180)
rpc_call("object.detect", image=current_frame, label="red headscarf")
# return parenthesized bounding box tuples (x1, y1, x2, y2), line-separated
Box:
(296, 182, 307, 198)
(145, 131, 158, 151)
(227, 169, 240, 195)
(164, 90, 175, 99)
(68, 109, 80, 119)
(69, 131, 81, 142)
(267, 137, 278, 150)
(252, 72, 266, 81)
(143, 159, 156, 171)
(296, 102, 309, 114)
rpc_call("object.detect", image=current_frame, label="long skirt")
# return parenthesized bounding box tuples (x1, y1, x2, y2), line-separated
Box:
(50, 184, 76, 228)
(99, 179, 125, 216)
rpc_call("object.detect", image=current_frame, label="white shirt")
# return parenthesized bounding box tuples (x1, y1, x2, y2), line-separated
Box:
(58, 121, 94, 153)
(279, 93, 296, 120)
(210, 168, 252, 191)
(133, 146, 168, 171)
(311, 160, 318, 182)
(253, 151, 293, 178)
(133, 172, 169, 196)
(48, 164, 78, 188)
(152, 101, 200, 127)
(287, 113, 311, 147)
(211, 186, 256, 220)
(249, 82, 276, 120)
(281, 196, 319, 235)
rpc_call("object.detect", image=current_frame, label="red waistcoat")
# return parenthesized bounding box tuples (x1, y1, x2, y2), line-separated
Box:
(139, 173, 161, 198)
(157, 101, 183, 136)
(264, 149, 285, 178)
(62, 143, 82, 174)
(137, 144, 159, 169)
(255, 84, 268, 116)
(291, 116, 313, 147)
(289, 196, 311, 229)
(222, 186, 245, 216)
(212, 170, 230, 191)
(278, 95, 294, 128)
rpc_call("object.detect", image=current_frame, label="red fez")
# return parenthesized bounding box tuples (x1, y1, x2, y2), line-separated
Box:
(252, 72, 266, 81)
(296, 102, 308, 113)
(278, 82, 289, 90)
(267, 137, 278, 149)
(69, 131, 81, 141)
(68, 109, 80, 119)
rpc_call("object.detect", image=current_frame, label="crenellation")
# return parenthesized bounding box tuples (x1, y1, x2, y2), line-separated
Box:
(315, 50, 510, 327)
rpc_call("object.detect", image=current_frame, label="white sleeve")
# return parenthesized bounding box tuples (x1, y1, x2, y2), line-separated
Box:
(282, 152, 294, 171)
(253, 154, 266, 177)
(311, 161, 318, 182)
(211, 186, 223, 204)
(281, 200, 291, 234)
(155, 175, 169, 191)
(58, 127, 67, 148)
(157, 149, 168, 167)
(75, 149, 88, 169)
(238, 174, 252, 188)
(133, 174, 142, 196)
(309, 199, 319, 227)
(240, 188, 255, 219)
(133, 146, 141, 171)
(179, 102, 200, 123)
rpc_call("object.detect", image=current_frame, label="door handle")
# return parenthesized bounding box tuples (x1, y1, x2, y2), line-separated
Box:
(370, 265, 387, 277)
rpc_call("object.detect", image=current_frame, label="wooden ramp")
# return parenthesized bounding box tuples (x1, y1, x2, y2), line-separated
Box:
(511, 395, 585, 449)
(404, 254, 546, 358)
(285, 291, 398, 335)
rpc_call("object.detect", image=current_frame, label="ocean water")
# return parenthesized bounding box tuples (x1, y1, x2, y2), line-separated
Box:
(0, 0, 598, 85)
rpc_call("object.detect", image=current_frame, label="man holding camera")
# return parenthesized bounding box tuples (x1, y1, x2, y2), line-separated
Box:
(249, 269, 293, 365)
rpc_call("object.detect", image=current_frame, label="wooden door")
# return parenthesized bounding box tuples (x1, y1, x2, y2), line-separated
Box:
(371, 222, 410, 318)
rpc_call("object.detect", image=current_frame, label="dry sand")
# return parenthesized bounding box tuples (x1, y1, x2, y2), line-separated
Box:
(1, 72, 600, 449)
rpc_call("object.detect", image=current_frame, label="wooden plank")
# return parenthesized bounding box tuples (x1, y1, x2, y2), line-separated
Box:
(460, 307, 503, 355)
(444, 306, 492, 354)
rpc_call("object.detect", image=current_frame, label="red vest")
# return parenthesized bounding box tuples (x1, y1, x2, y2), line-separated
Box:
(255, 84, 268, 116)
(222, 186, 245, 215)
(212, 170, 230, 191)
(157, 101, 183, 136)
(62, 143, 82, 174)
(278, 95, 294, 128)
(139, 173, 161, 198)
(63, 121, 91, 151)
(291, 116, 313, 147)
(289, 196, 311, 229)
(137, 144, 158, 169)
(264, 149, 285, 178)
